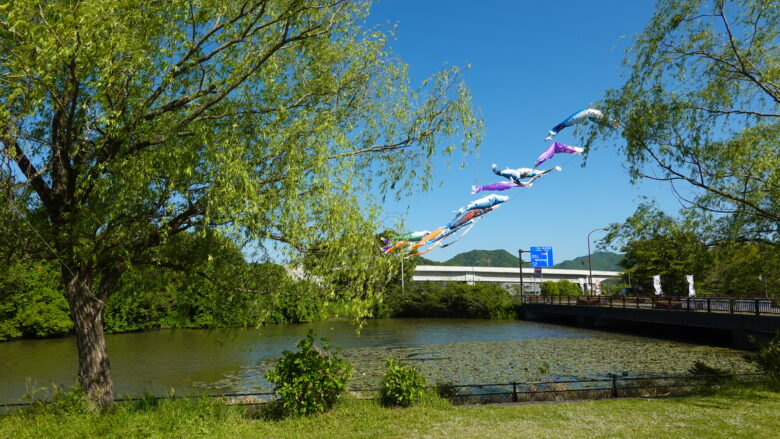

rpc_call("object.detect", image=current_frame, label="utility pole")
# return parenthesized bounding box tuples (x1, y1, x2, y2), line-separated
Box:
(518, 249, 528, 297)
(401, 256, 405, 294)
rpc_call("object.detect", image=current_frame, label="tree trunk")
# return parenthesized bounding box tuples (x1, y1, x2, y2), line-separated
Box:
(65, 271, 114, 409)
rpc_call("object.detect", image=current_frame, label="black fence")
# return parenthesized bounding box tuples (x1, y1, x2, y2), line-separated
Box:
(1, 373, 765, 409)
(429, 373, 766, 404)
(521, 295, 780, 316)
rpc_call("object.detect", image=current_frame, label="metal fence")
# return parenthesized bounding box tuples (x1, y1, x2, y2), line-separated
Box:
(521, 295, 780, 316)
(431, 372, 766, 404)
(1, 373, 766, 409)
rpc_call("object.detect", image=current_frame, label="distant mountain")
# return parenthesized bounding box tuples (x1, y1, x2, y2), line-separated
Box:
(416, 249, 623, 271)
(447, 249, 527, 267)
(415, 256, 443, 265)
(417, 249, 530, 268)
(553, 251, 623, 271)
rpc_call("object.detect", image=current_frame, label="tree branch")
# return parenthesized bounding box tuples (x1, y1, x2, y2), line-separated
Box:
(0, 136, 56, 216)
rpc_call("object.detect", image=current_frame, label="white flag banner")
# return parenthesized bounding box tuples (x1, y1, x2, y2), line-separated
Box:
(653, 275, 662, 296)
(686, 275, 696, 297)
(578, 278, 586, 292)
(594, 280, 602, 296)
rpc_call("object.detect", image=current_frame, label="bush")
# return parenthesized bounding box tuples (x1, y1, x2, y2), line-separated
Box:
(382, 282, 519, 319)
(0, 260, 72, 340)
(379, 359, 427, 407)
(541, 280, 581, 296)
(745, 331, 780, 380)
(22, 385, 92, 415)
(265, 330, 352, 417)
(540, 281, 559, 296)
(688, 360, 733, 385)
(433, 380, 460, 399)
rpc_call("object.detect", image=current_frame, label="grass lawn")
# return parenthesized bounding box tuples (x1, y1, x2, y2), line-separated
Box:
(1, 386, 778, 439)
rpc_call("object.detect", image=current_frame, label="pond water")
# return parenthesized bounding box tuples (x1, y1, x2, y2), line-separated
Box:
(0, 318, 755, 404)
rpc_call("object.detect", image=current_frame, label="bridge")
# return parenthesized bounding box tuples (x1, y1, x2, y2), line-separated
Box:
(412, 265, 621, 292)
(520, 295, 780, 348)
(411, 265, 780, 348)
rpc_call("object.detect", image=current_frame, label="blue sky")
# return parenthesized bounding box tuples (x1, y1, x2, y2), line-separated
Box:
(364, 0, 684, 263)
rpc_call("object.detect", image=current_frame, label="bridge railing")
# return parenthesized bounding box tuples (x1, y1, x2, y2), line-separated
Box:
(520, 295, 780, 316)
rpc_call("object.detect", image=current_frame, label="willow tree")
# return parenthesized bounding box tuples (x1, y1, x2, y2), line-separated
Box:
(587, 0, 779, 244)
(0, 0, 481, 407)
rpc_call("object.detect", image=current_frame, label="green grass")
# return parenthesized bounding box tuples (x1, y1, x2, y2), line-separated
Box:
(2, 386, 779, 439)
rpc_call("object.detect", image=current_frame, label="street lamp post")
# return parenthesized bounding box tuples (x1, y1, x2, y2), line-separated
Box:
(587, 228, 607, 296)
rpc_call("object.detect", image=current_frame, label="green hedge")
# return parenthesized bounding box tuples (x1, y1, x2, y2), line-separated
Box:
(540, 280, 582, 297)
(377, 282, 519, 319)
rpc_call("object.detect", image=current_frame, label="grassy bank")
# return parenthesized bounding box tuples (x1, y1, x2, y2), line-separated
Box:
(2, 386, 779, 439)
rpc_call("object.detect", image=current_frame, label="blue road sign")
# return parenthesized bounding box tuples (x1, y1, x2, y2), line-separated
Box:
(530, 246, 554, 268)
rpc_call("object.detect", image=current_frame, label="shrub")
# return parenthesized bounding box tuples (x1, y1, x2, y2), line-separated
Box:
(382, 282, 519, 319)
(540, 281, 558, 296)
(0, 260, 72, 340)
(131, 392, 160, 411)
(433, 380, 460, 399)
(379, 359, 427, 407)
(688, 360, 733, 385)
(22, 385, 92, 415)
(558, 280, 584, 296)
(265, 330, 352, 417)
(541, 280, 581, 296)
(745, 331, 780, 380)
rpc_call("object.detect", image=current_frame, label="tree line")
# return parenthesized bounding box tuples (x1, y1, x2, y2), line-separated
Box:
(0, 232, 339, 341)
(599, 203, 780, 297)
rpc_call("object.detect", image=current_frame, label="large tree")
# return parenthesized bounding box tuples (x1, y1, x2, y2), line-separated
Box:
(0, 0, 481, 408)
(586, 0, 779, 244)
(600, 202, 780, 296)
(600, 203, 713, 295)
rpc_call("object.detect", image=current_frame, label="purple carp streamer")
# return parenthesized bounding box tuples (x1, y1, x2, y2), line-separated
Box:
(545, 108, 605, 140)
(534, 142, 583, 168)
(471, 180, 530, 194)
(478, 165, 563, 192)
(383, 240, 409, 254)
(380, 237, 394, 252)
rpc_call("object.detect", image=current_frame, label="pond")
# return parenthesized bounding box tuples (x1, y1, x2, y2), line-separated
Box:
(0, 318, 755, 404)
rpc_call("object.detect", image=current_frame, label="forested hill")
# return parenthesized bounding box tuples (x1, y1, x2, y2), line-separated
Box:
(553, 251, 623, 271)
(418, 250, 623, 271)
(418, 249, 528, 267)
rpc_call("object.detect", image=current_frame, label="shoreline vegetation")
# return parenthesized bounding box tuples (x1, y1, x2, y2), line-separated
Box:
(0, 255, 770, 344)
(2, 384, 779, 438)
(1, 262, 525, 342)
